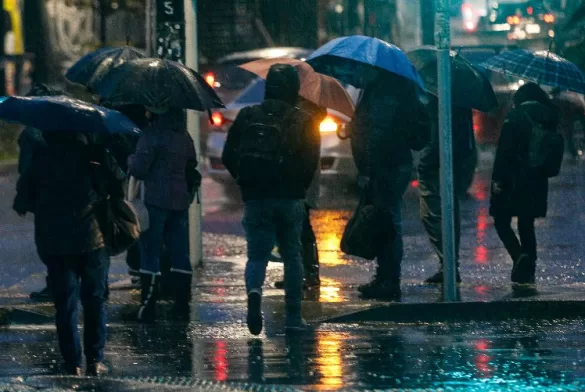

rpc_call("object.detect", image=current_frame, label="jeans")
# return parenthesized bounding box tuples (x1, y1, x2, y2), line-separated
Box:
(42, 248, 110, 367)
(494, 215, 537, 262)
(371, 164, 412, 281)
(243, 199, 305, 310)
(140, 205, 192, 275)
(419, 170, 462, 265)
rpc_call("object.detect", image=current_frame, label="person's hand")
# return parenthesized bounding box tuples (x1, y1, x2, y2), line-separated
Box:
(492, 182, 504, 195)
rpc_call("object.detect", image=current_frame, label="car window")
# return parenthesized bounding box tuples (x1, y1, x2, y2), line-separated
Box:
(233, 79, 266, 105)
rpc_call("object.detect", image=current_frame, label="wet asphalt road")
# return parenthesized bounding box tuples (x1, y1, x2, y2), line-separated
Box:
(3, 151, 585, 390)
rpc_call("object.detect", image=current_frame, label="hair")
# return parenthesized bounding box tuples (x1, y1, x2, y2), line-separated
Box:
(513, 82, 551, 108)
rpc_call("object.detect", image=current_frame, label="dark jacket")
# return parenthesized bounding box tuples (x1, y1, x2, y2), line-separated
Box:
(222, 99, 319, 201)
(351, 76, 423, 177)
(418, 99, 476, 177)
(490, 101, 558, 218)
(17, 127, 46, 175)
(128, 113, 197, 211)
(13, 133, 125, 256)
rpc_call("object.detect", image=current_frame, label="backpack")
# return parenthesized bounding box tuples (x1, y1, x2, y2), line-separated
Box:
(237, 106, 297, 186)
(524, 112, 564, 178)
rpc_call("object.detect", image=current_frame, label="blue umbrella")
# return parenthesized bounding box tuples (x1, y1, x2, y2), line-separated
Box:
(307, 35, 424, 89)
(0, 96, 140, 135)
(481, 49, 585, 95)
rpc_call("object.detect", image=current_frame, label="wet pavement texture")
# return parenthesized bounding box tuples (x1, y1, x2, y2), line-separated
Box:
(3, 151, 585, 389)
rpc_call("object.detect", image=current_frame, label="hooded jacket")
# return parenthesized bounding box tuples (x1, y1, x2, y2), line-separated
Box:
(490, 101, 559, 218)
(222, 65, 320, 202)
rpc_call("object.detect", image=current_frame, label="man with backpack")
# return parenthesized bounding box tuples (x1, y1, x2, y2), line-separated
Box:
(420, 98, 477, 284)
(490, 83, 563, 284)
(222, 64, 320, 335)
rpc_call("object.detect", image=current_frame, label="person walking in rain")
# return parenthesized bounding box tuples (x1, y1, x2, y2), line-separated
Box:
(420, 97, 476, 284)
(490, 83, 561, 284)
(222, 64, 320, 335)
(18, 83, 64, 301)
(13, 131, 125, 376)
(352, 71, 429, 299)
(128, 107, 199, 322)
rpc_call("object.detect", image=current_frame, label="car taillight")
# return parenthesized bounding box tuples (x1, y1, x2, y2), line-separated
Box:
(319, 116, 339, 133)
(527, 6, 533, 15)
(543, 13, 555, 23)
(211, 112, 224, 126)
(506, 15, 521, 25)
(204, 72, 216, 87)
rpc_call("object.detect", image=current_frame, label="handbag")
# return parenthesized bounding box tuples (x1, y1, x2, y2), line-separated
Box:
(126, 176, 150, 232)
(89, 160, 140, 256)
(340, 185, 389, 260)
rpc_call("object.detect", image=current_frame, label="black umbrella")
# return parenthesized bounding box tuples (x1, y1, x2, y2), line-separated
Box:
(93, 58, 224, 111)
(66, 46, 146, 91)
(407, 47, 497, 112)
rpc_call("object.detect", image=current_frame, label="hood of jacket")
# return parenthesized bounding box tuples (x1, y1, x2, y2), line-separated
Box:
(519, 101, 558, 130)
(264, 64, 300, 106)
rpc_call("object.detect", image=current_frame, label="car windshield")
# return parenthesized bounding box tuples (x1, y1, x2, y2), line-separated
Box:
(233, 78, 266, 105)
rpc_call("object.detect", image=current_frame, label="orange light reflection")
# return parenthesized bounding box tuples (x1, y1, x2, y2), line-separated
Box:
(316, 332, 345, 388)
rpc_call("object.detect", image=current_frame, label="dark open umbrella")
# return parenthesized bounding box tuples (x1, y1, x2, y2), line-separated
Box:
(0, 96, 140, 135)
(407, 47, 497, 112)
(66, 46, 146, 91)
(93, 58, 225, 111)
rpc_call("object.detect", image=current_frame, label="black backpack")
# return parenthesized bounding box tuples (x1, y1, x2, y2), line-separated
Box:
(237, 106, 297, 186)
(524, 111, 564, 178)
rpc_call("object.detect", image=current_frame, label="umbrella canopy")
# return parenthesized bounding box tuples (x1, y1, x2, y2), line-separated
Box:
(407, 47, 497, 112)
(93, 58, 225, 111)
(0, 96, 140, 135)
(480, 49, 585, 95)
(239, 58, 355, 117)
(66, 46, 146, 90)
(307, 35, 424, 90)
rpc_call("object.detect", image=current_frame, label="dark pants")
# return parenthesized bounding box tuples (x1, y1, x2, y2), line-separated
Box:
(494, 215, 537, 262)
(371, 164, 412, 282)
(419, 170, 462, 265)
(42, 248, 110, 367)
(301, 206, 319, 278)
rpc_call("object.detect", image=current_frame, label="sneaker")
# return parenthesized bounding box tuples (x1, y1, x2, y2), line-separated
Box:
(358, 279, 401, 300)
(30, 286, 52, 300)
(64, 364, 82, 376)
(424, 270, 462, 284)
(511, 253, 535, 284)
(246, 290, 263, 336)
(86, 362, 108, 376)
(285, 318, 311, 332)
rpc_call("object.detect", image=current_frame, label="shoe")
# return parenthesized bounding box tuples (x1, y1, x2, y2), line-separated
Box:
(30, 285, 52, 300)
(358, 278, 401, 299)
(170, 272, 192, 320)
(137, 274, 159, 323)
(86, 362, 108, 376)
(424, 270, 462, 284)
(511, 253, 536, 284)
(246, 290, 263, 336)
(64, 365, 82, 376)
(285, 318, 311, 332)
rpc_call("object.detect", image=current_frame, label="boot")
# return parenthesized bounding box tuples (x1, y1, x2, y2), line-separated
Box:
(30, 276, 52, 300)
(247, 290, 263, 336)
(358, 277, 401, 300)
(425, 266, 462, 284)
(137, 274, 159, 322)
(285, 304, 310, 332)
(511, 253, 536, 284)
(170, 271, 192, 320)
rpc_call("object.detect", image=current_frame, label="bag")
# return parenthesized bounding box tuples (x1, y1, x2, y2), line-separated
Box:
(340, 185, 389, 260)
(126, 176, 149, 232)
(525, 113, 564, 178)
(96, 197, 141, 256)
(237, 107, 296, 186)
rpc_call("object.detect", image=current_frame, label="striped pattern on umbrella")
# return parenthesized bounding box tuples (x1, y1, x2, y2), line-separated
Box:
(481, 49, 585, 95)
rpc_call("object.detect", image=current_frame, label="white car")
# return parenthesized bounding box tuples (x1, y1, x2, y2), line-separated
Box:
(206, 78, 360, 185)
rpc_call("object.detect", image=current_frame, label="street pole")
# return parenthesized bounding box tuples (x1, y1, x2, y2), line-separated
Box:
(184, 0, 203, 268)
(435, 0, 457, 301)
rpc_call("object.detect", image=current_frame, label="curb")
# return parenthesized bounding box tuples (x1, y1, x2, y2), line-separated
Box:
(323, 299, 585, 323)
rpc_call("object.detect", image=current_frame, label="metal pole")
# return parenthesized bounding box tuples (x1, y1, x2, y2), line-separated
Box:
(435, 0, 457, 301)
(184, 0, 203, 268)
